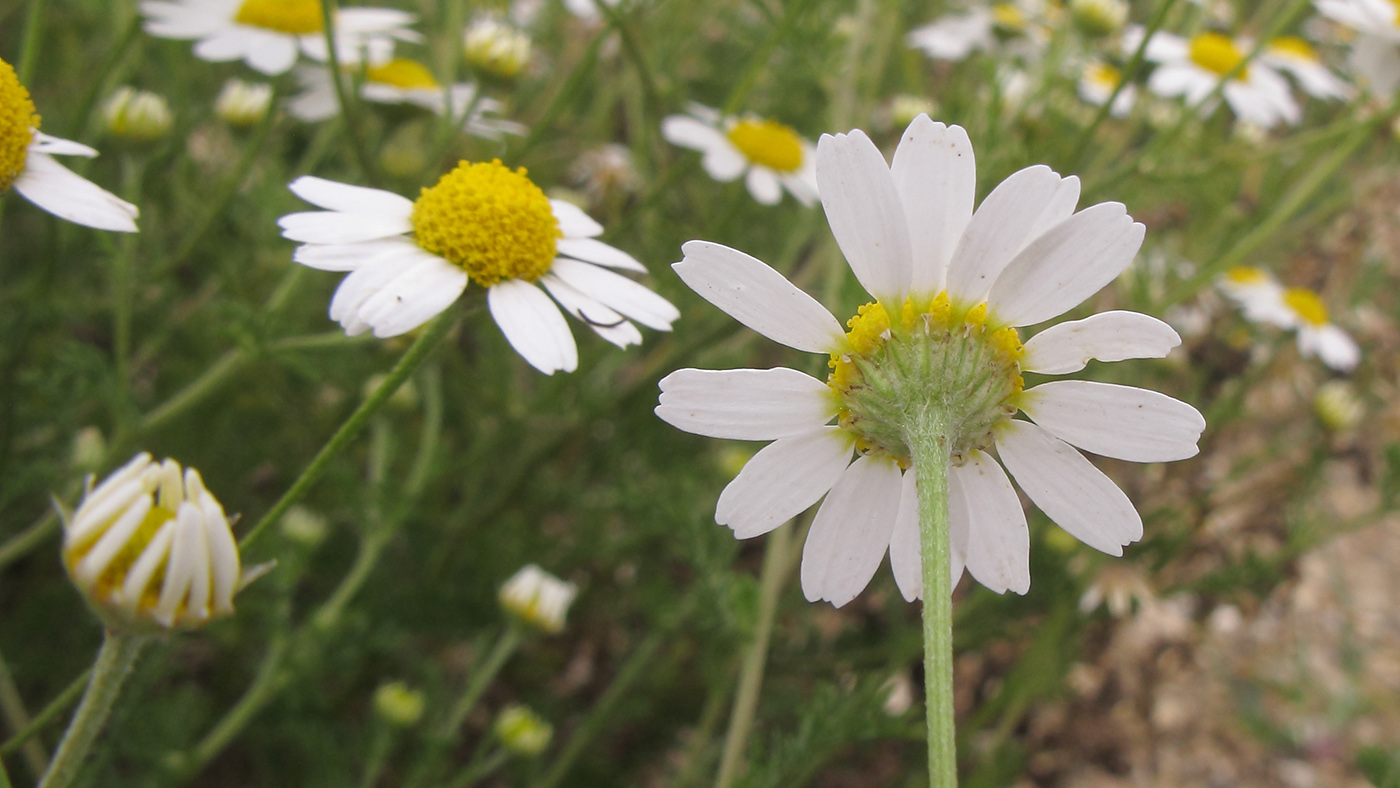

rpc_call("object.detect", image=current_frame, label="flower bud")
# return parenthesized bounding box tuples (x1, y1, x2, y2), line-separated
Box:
(64, 453, 242, 631)
(279, 505, 329, 548)
(1314, 380, 1363, 432)
(102, 87, 172, 142)
(463, 18, 532, 79)
(373, 681, 426, 727)
(499, 564, 577, 634)
(889, 94, 939, 129)
(70, 427, 107, 474)
(215, 79, 273, 128)
(493, 705, 552, 757)
(1069, 0, 1128, 37)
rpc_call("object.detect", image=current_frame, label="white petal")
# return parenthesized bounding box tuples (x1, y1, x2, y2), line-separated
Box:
(539, 274, 643, 348)
(716, 427, 853, 539)
(888, 471, 923, 602)
(1024, 175, 1080, 241)
(243, 29, 299, 75)
(745, 167, 783, 205)
(12, 154, 139, 232)
(293, 238, 421, 271)
(356, 254, 469, 337)
(988, 203, 1144, 327)
(203, 505, 240, 616)
(779, 165, 819, 207)
(155, 505, 206, 625)
(74, 494, 153, 586)
(995, 420, 1142, 556)
(555, 237, 647, 273)
(288, 176, 414, 215)
(702, 145, 747, 183)
(488, 280, 578, 374)
(816, 130, 913, 304)
(192, 27, 256, 63)
(1020, 381, 1206, 463)
(278, 211, 412, 244)
(656, 367, 836, 441)
(548, 258, 677, 331)
(336, 8, 417, 31)
(1021, 311, 1181, 374)
(328, 251, 419, 335)
(889, 116, 975, 296)
(118, 521, 175, 613)
(673, 240, 844, 353)
(800, 455, 902, 607)
(945, 165, 1064, 305)
(29, 131, 98, 157)
(950, 452, 1030, 595)
(660, 114, 728, 153)
(1301, 324, 1360, 372)
(551, 200, 604, 238)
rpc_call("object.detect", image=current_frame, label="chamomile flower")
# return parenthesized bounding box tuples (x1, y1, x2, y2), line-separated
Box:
(657, 116, 1204, 606)
(138, 0, 420, 76)
(0, 57, 138, 232)
(1078, 60, 1137, 117)
(1261, 36, 1353, 99)
(279, 160, 678, 375)
(1127, 27, 1301, 128)
(907, 1, 1045, 62)
(287, 57, 524, 139)
(1315, 0, 1400, 94)
(1219, 266, 1360, 372)
(660, 104, 817, 206)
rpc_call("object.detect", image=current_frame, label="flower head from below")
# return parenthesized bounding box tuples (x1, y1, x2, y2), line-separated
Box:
(1127, 26, 1300, 128)
(138, 0, 421, 76)
(279, 160, 677, 374)
(0, 57, 138, 232)
(657, 115, 1205, 607)
(499, 564, 578, 634)
(660, 104, 817, 206)
(1219, 266, 1360, 372)
(64, 453, 245, 631)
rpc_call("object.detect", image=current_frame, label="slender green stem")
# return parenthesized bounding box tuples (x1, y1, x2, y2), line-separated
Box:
(16, 0, 46, 85)
(357, 725, 395, 788)
(908, 415, 956, 788)
(37, 632, 148, 788)
(111, 154, 145, 390)
(171, 634, 288, 780)
(0, 754, 11, 788)
(713, 525, 792, 788)
(442, 627, 523, 740)
(319, 0, 376, 182)
(0, 512, 58, 572)
(238, 310, 457, 550)
(0, 671, 89, 759)
(0, 645, 47, 777)
(445, 747, 508, 788)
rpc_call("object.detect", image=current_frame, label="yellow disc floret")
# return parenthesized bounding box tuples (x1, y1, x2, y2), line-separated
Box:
(235, 0, 324, 34)
(1225, 266, 1269, 285)
(992, 2, 1028, 34)
(0, 57, 38, 192)
(1283, 287, 1329, 327)
(68, 505, 177, 615)
(1189, 31, 1248, 79)
(1087, 62, 1122, 90)
(1267, 36, 1318, 62)
(726, 119, 804, 173)
(411, 159, 561, 287)
(366, 58, 440, 90)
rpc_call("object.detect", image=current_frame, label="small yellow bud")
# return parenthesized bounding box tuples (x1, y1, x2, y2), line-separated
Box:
(1314, 380, 1363, 432)
(1069, 0, 1128, 37)
(494, 705, 553, 757)
(499, 565, 577, 634)
(279, 505, 329, 548)
(373, 681, 426, 727)
(463, 18, 532, 79)
(102, 87, 172, 142)
(215, 79, 273, 128)
(69, 427, 107, 474)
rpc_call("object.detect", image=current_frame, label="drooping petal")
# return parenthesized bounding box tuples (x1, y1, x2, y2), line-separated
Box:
(11, 154, 140, 233)
(716, 427, 853, 539)
(1019, 380, 1205, 463)
(487, 280, 579, 375)
(888, 471, 924, 602)
(800, 455, 902, 607)
(889, 116, 975, 296)
(328, 249, 421, 335)
(950, 452, 1030, 595)
(539, 274, 644, 349)
(672, 241, 845, 353)
(987, 202, 1145, 327)
(816, 130, 913, 304)
(656, 368, 837, 441)
(945, 165, 1064, 305)
(549, 258, 678, 332)
(288, 176, 415, 215)
(355, 253, 469, 337)
(1021, 311, 1181, 374)
(995, 420, 1142, 555)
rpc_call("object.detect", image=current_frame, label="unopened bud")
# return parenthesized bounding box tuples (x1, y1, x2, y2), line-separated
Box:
(463, 18, 532, 79)
(1314, 380, 1363, 432)
(1069, 0, 1128, 37)
(103, 87, 172, 142)
(494, 705, 552, 756)
(215, 79, 273, 128)
(499, 565, 577, 634)
(373, 681, 426, 727)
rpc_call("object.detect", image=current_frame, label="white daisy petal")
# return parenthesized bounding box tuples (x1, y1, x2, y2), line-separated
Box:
(278, 211, 413, 244)
(555, 238, 647, 272)
(655, 368, 837, 441)
(945, 165, 1065, 305)
(549, 258, 678, 331)
(950, 452, 1030, 595)
(716, 427, 853, 539)
(995, 420, 1143, 555)
(328, 251, 420, 335)
(191, 27, 255, 63)
(1020, 380, 1206, 463)
(987, 203, 1146, 327)
(673, 240, 845, 353)
(888, 471, 925, 602)
(661, 114, 730, 154)
(1301, 324, 1360, 372)
(1025, 175, 1081, 241)
(701, 145, 748, 183)
(244, 29, 299, 75)
(800, 455, 902, 607)
(288, 176, 415, 215)
(551, 200, 604, 238)
(487, 280, 579, 375)
(12, 153, 139, 233)
(292, 238, 421, 271)
(356, 254, 469, 338)
(1021, 311, 1181, 374)
(539, 274, 644, 349)
(29, 131, 98, 157)
(816, 130, 913, 304)
(889, 116, 975, 296)
(745, 167, 783, 205)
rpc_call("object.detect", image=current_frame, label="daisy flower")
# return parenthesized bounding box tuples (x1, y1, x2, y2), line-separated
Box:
(279, 160, 678, 375)
(1260, 36, 1353, 100)
(656, 115, 1204, 606)
(906, 1, 1046, 62)
(660, 104, 818, 207)
(1127, 26, 1301, 128)
(287, 57, 524, 139)
(1078, 60, 1137, 117)
(1219, 266, 1360, 372)
(1315, 0, 1400, 94)
(0, 57, 138, 232)
(138, 0, 420, 76)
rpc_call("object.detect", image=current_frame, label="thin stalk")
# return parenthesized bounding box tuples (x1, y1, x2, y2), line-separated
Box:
(0, 755, 10, 788)
(444, 747, 508, 788)
(0, 646, 47, 776)
(713, 525, 792, 788)
(37, 632, 148, 788)
(238, 310, 457, 550)
(171, 634, 288, 780)
(111, 154, 145, 390)
(909, 414, 956, 788)
(357, 724, 394, 788)
(0, 671, 89, 759)
(0, 513, 58, 572)
(442, 627, 523, 740)
(15, 0, 46, 85)
(319, 0, 377, 182)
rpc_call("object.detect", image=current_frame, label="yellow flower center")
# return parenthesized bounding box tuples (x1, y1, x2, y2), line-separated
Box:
(726, 119, 804, 173)
(1389, 0, 1400, 26)
(1087, 62, 1122, 89)
(992, 2, 1028, 33)
(1283, 287, 1329, 326)
(828, 292, 1024, 466)
(1267, 36, 1318, 62)
(235, 0, 324, 34)
(365, 58, 440, 90)
(66, 504, 176, 615)
(411, 159, 561, 287)
(0, 57, 38, 192)
(1225, 265, 1269, 284)
(1189, 32, 1248, 79)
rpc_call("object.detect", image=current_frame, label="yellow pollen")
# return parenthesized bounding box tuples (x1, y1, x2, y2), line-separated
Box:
(726, 119, 804, 173)
(1267, 36, 1318, 62)
(1225, 266, 1269, 284)
(411, 159, 561, 287)
(235, 0, 324, 34)
(1189, 32, 1248, 79)
(0, 57, 38, 192)
(992, 3, 1027, 31)
(365, 58, 440, 90)
(1283, 287, 1329, 327)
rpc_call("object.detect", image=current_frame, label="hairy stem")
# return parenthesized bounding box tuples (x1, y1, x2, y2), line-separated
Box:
(908, 412, 956, 788)
(37, 632, 148, 788)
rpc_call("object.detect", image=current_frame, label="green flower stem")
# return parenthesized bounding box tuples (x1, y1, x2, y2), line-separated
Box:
(238, 310, 457, 550)
(357, 723, 395, 788)
(0, 512, 58, 573)
(442, 627, 523, 741)
(909, 413, 957, 788)
(15, 0, 46, 85)
(37, 632, 149, 788)
(0, 671, 89, 760)
(171, 633, 288, 781)
(110, 154, 146, 391)
(713, 524, 793, 788)
(319, 0, 377, 183)
(445, 747, 508, 788)
(0, 645, 47, 777)
(0, 753, 11, 788)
